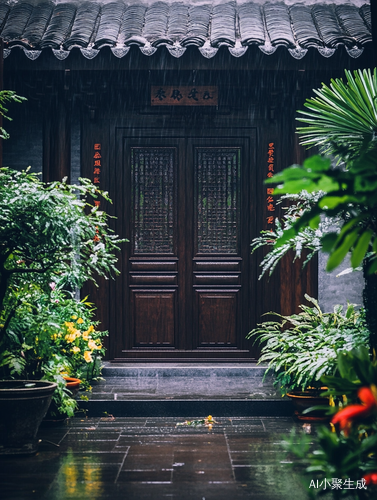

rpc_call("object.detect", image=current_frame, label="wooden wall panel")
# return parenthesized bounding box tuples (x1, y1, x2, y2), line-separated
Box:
(131, 290, 176, 347)
(196, 290, 238, 346)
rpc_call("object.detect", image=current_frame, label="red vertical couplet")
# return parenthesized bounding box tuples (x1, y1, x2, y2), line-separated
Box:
(266, 142, 275, 230)
(93, 143, 102, 242)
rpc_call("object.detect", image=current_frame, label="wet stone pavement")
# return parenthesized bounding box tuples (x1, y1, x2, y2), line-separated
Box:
(0, 416, 314, 500)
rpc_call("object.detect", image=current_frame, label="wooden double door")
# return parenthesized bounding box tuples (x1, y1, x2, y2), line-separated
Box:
(117, 126, 257, 359)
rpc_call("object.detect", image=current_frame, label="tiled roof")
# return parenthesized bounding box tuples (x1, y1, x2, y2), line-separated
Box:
(0, 0, 372, 61)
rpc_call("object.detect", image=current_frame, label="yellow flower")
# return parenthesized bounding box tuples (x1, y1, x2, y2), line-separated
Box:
(71, 315, 78, 320)
(66, 333, 78, 343)
(77, 318, 84, 324)
(65, 322, 74, 328)
(72, 346, 80, 354)
(84, 351, 93, 363)
(87, 325, 95, 333)
(82, 331, 89, 341)
(88, 339, 97, 351)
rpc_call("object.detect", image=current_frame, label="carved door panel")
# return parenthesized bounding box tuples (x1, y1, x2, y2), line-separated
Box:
(127, 141, 180, 349)
(190, 142, 243, 350)
(122, 131, 253, 357)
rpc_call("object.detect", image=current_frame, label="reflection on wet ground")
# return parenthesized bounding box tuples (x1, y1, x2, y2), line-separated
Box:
(1, 416, 313, 500)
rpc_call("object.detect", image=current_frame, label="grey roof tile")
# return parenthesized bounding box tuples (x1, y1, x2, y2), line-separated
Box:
(312, 3, 354, 47)
(2, 1, 33, 42)
(94, 1, 125, 48)
(64, 1, 101, 49)
(336, 4, 372, 45)
(40, 2, 77, 49)
(264, 2, 295, 47)
(22, 2, 54, 48)
(290, 4, 323, 48)
(360, 3, 371, 31)
(167, 3, 188, 42)
(0, 3, 10, 32)
(211, 2, 236, 47)
(0, 0, 372, 59)
(181, 4, 211, 46)
(238, 2, 265, 46)
(143, 1, 170, 45)
(119, 4, 146, 45)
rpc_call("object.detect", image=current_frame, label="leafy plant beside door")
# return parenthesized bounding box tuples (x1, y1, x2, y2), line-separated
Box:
(0, 165, 125, 417)
(247, 295, 369, 396)
(264, 68, 377, 351)
(249, 68, 377, 495)
(0, 87, 126, 428)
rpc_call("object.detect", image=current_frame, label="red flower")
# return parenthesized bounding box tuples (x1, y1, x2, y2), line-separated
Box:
(363, 473, 377, 485)
(331, 386, 377, 434)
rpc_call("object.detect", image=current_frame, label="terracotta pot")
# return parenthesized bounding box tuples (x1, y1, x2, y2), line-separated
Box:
(43, 377, 82, 424)
(63, 376, 81, 397)
(0, 380, 57, 455)
(287, 389, 330, 422)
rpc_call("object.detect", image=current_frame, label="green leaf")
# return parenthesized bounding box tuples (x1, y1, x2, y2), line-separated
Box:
(365, 257, 377, 275)
(319, 194, 360, 210)
(273, 227, 297, 248)
(272, 179, 317, 194)
(321, 233, 338, 252)
(350, 230, 373, 268)
(303, 155, 332, 172)
(315, 176, 340, 193)
(308, 215, 320, 229)
(354, 174, 377, 192)
(326, 230, 360, 272)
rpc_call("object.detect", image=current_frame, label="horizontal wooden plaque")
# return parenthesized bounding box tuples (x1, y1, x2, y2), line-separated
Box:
(151, 86, 218, 106)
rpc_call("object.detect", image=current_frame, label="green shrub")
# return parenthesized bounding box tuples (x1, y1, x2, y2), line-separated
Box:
(247, 295, 370, 395)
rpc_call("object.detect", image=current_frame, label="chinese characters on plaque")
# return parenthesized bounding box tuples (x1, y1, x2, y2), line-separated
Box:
(266, 142, 276, 230)
(93, 143, 102, 242)
(151, 86, 218, 106)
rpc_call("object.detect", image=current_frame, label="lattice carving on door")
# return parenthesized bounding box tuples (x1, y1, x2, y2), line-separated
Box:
(195, 148, 240, 253)
(131, 147, 176, 254)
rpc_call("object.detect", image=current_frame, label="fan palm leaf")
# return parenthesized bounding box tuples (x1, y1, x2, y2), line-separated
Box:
(297, 69, 377, 159)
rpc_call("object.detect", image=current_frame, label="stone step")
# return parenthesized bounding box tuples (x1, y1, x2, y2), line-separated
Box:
(78, 398, 293, 418)
(101, 362, 269, 378)
(77, 363, 293, 418)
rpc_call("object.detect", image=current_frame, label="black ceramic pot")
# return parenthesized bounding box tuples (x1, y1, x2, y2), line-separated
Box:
(0, 380, 57, 455)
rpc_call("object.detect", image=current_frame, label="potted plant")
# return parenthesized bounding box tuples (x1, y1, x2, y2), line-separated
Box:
(0, 90, 125, 451)
(247, 295, 369, 420)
